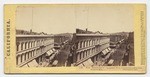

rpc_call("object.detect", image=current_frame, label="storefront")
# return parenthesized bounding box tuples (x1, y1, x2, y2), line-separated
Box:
(27, 59, 39, 67)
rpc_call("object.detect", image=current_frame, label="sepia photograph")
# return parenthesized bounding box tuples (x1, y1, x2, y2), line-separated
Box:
(15, 5, 134, 68)
(4, 4, 146, 73)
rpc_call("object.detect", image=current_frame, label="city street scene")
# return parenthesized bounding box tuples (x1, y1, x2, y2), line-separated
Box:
(15, 5, 134, 68)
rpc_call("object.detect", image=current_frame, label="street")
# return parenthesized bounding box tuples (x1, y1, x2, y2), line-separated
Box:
(55, 44, 71, 66)
(109, 43, 126, 66)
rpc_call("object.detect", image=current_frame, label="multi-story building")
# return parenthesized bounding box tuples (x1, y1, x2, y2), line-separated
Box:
(110, 32, 129, 43)
(54, 33, 73, 49)
(16, 29, 54, 67)
(68, 29, 112, 67)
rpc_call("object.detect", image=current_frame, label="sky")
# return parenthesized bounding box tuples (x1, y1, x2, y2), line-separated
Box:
(16, 4, 134, 34)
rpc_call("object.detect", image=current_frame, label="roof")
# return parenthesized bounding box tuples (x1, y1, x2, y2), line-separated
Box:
(16, 35, 54, 38)
(76, 34, 110, 37)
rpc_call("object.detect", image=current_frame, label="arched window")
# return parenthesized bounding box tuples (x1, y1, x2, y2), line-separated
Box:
(25, 42, 27, 49)
(31, 41, 33, 48)
(28, 52, 30, 59)
(77, 53, 80, 61)
(80, 41, 82, 48)
(16, 55, 19, 65)
(21, 42, 24, 50)
(20, 54, 23, 63)
(80, 52, 82, 60)
(81, 52, 84, 59)
(92, 40, 94, 45)
(83, 41, 86, 48)
(78, 41, 80, 49)
(28, 42, 30, 49)
(25, 53, 28, 61)
(88, 40, 90, 46)
(97, 39, 99, 44)
(86, 40, 88, 47)
(16, 42, 19, 51)
(24, 53, 26, 61)
(30, 51, 32, 58)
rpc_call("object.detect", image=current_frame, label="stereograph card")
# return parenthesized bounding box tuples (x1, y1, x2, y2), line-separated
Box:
(4, 4, 146, 73)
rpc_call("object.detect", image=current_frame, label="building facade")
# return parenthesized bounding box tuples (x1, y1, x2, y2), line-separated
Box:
(54, 33, 72, 49)
(110, 32, 129, 44)
(16, 30, 54, 67)
(69, 29, 112, 67)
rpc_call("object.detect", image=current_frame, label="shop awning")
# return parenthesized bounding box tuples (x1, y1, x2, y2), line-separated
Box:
(46, 50, 53, 56)
(22, 64, 29, 67)
(102, 48, 110, 55)
(42, 61, 49, 67)
(28, 59, 39, 67)
(87, 59, 94, 66)
(78, 63, 84, 67)
(102, 49, 107, 55)
(105, 49, 110, 53)
(49, 53, 56, 61)
(83, 60, 89, 66)
(52, 48, 56, 51)
(108, 47, 111, 51)
(104, 52, 112, 59)
(108, 59, 114, 65)
(83, 59, 94, 67)
(52, 60, 58, 65)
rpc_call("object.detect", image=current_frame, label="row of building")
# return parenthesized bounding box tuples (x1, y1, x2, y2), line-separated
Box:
(16, 29, 129, 67)
(67, 29, 126, 67)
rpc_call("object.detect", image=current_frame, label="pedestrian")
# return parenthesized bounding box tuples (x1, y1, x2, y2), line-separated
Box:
(122, 52, 129, 66)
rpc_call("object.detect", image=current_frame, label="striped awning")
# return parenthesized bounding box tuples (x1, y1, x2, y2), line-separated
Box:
(102, 48, 110, 55)
(46, 50, 53, 56)
(78, 63, 84, 67)
(28, 59, 39, 67)
(104, 52, 112, 59)
(22, 64, 29, 67)
(52, 60, 58, 65)
(108, 59, 114, 65)
(108, 47, 111, 51)
(82, 59, 94, 67)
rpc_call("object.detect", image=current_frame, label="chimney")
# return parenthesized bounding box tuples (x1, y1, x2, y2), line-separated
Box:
(86, 28, 88, 31)
(30, 29, 32, 33)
